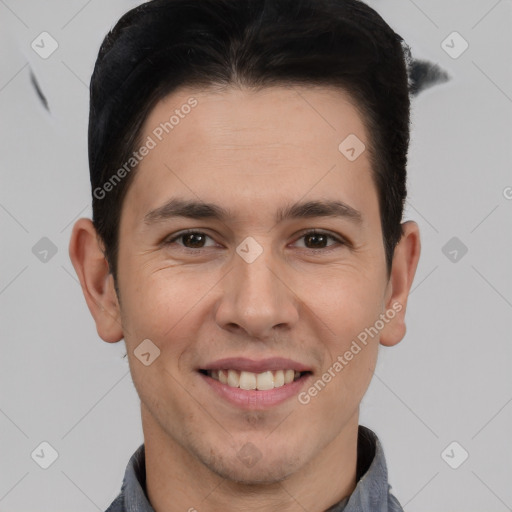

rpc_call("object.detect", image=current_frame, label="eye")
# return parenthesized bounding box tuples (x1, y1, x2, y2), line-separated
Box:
(163, 229, 346, 253)
(293, 229, 345, 251)
(164, 230, 218, 249)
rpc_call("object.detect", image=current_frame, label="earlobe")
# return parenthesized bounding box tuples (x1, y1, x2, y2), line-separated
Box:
(379, 221, 421, 347)
(68, 218, 124, 343)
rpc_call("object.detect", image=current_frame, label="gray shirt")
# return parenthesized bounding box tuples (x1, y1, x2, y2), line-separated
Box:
(105, 425, 404, 512)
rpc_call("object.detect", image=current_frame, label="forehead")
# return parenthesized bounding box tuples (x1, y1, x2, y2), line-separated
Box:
(145, 84, 368, 153)
(122, 84, 377, 225)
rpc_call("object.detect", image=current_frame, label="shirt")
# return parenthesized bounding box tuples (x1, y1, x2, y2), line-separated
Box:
(105, 425, 404, 512)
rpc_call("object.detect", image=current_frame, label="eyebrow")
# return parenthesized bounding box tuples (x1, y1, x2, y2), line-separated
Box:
(143, 197, 363, 226)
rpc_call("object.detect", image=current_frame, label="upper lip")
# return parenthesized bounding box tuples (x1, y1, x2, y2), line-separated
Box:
(200, 357, 312, 373)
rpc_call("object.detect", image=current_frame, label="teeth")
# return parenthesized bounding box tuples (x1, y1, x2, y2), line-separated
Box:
(256, 371, 274, 390)
(218, 369, 228, 384)
(274, 369, 285, 387)
(206, 369, 304, 390)
(239, 371, 257, 390)
(227, 369, 239, 387)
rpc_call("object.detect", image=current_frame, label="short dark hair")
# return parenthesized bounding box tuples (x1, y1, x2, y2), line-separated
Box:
(89, 0, 413, 282)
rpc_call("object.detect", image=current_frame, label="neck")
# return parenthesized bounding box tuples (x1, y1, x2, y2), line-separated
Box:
(142, 405, 359, 512)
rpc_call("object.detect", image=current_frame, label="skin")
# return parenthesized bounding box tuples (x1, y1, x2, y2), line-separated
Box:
(69, 85, 420, 512)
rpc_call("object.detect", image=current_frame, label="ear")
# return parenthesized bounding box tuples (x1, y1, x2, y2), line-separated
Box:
(379, 221, 421, 347)
(68, 218, 124, 343)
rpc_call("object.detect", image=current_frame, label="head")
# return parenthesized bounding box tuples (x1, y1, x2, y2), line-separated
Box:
(70, 0, 420, 485)
(89, 0, 413, 284)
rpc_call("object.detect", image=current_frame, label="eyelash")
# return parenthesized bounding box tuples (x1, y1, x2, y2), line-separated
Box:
(163, 229, 347, 254)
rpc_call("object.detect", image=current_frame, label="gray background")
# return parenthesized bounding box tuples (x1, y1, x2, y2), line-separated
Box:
(1, 0, 511, 511)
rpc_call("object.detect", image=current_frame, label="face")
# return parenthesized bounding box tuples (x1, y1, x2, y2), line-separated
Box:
(114, 85, 395, 483)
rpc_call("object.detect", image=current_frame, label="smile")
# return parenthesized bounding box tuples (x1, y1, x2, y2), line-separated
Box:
(203, 369, 305, 390)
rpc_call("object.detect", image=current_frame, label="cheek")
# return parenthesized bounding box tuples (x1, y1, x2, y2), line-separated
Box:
(121, 267, 207, 337)
(302, 268, 383, 401)
(304, 267, 384, 340)
(121, 275, 205, 414)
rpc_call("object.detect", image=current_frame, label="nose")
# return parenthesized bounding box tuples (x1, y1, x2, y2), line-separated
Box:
(214, 243, 299, 339)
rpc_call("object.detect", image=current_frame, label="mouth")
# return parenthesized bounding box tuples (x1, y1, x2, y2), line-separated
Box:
(197, 357, 313, 408)
(198, 368, 311, 391)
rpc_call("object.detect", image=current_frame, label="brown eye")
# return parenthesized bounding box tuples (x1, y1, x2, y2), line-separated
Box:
(165, 230, 217, 249)
(294, 230, 344, 250)
(304, 232, 329, 249)
(181, 232, 207, 248)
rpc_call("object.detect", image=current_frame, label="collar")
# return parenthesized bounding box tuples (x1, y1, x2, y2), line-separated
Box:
(105, 425, 403, 512)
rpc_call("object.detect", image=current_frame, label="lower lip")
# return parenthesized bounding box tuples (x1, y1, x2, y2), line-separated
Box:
(199, 372, 311, 409)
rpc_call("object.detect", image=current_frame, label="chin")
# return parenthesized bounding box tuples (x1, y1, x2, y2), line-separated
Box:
(210, 460, 296, 485)
(196, 444, 306, 485)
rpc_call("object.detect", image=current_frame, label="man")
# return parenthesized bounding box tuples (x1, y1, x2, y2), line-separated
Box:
(69, 0, 421, 510)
